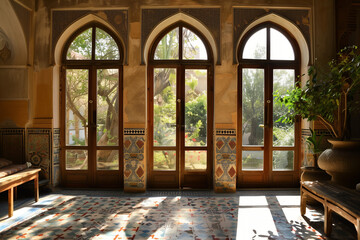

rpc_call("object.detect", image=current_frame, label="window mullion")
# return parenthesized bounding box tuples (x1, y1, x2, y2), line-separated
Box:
(266, 27, 270, 60)
(92, 26, 96, 61)
(179, 26, 183, 62)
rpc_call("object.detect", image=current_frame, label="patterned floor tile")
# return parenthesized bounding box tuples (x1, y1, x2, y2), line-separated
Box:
(0, 191, 358, 239)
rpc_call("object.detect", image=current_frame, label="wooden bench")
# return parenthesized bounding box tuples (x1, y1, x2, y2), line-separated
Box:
(301, 180, 360, 240)
(0, 168, 41, 217)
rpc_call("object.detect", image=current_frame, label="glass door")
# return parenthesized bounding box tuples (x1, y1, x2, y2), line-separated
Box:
(237, 23, 300, 187)
(148, 24, 213, 189)
(61, 24, 123, 187)
(149, 67, 211, 188)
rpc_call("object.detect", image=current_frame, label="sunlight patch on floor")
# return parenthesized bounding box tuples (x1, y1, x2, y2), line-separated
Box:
(237, 207, 278, 239)
(276, 195, 300, 206)
(239, 195, 268, 206)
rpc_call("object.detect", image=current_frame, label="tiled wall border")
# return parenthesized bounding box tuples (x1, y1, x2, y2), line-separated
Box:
(124, 128, 146, 135)
(215, 129, 236, 136)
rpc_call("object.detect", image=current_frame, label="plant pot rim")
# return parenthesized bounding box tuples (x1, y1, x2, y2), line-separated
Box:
(327, 139, 360, 149)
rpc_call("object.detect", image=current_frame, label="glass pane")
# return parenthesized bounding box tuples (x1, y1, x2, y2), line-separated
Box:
(95, 28, 120, 60)
(242, 28, 266, 59)
(273, 151, 294, 170)
(153, 68, 176, 146)
(185, 69, 207, 146)
(97, 69, 119, 146)
(183, 27, 207, 60)
(185, 151, 207, 170)
(97, 150, 119, 170)
(270, 28, 294, 60)
(66, 28, 92, 60)
(153, 150, 176, 170)
(242, 68, 264, 146)
(66, 69, 88, 146)
(242, 151, 263, 171)
(154, 28, 179, 60)
(66, 150, 88, 170)
(273, 69, 295, 146)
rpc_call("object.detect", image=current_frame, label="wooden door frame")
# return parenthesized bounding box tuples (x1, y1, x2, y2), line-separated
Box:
(60, 23, 124, 188)
(236, 22, 302, 188)
(146, 22, 214, 189)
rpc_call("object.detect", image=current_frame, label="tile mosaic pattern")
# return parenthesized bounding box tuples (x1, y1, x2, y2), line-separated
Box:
(215, 129, 236, 193)
(0, 193, 356, 239)
(124, 128, 146, 192)
(0, 128, 25, 164)
(52, 128, 60, 187)
(27, 129, 52, 181)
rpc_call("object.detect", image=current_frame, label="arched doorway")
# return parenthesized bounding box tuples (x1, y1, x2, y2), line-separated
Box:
(60, 22, 124, 187)
(147, 22, 214, 189)
(237, 22, 301, 187)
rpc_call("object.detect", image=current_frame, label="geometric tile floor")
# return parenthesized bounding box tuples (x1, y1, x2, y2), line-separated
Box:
(0, 189, 357, 239)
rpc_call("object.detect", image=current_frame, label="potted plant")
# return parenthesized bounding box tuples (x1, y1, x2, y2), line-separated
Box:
(301, 128, 331, 183)
(274, 45, 360, 188)
(305, 128, 323, 168)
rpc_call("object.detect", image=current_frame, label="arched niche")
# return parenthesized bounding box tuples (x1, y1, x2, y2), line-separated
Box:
(143, 13, 217, 65)
(0, 0, 27, 65)
(54, 14, 124, 66)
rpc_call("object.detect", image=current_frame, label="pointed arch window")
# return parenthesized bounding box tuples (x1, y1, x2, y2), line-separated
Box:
(66, 26, 121, 61)
(61, 23, 123, 188)
(242, 27, 295, 60)
(153, 26, 208, 61)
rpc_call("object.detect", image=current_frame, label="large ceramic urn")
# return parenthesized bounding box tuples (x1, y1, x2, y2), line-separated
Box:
(318, 139, 360, 188)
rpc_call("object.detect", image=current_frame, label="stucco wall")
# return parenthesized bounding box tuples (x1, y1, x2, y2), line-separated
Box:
(1, 0, 336, 130)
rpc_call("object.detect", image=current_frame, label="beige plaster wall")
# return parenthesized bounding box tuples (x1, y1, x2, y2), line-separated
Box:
(0, 68, 28, 99)
(30, 67, 53, 128)
(1, 0, 336, 129)
(313, 0, 336, 68)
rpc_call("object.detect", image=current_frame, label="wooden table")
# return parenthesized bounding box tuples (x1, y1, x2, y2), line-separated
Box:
(301, 180, 360, 240)
(0, 168, 41, 217)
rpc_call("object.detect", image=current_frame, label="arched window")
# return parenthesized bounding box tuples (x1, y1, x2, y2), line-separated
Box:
(147, 22, 214, 189)
(61, 23, 124, 188)
(237, 22, 300, 187)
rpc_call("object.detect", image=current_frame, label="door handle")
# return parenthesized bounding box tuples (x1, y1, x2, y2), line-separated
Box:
(265, 99, 271, 127)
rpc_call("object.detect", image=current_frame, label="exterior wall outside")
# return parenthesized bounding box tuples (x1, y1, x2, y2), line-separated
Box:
(0, 0, 339, 190)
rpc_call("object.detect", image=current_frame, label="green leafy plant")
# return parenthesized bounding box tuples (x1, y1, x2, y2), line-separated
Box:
(275, 46, 360, 140)
(306, 128, 323, 154)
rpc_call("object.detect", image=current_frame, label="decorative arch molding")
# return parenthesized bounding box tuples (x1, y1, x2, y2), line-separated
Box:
(235, 13, 309, 69)
(141, 8, 220, 65)
(0, 0, 27, 65)
(233, 8, 311, 67)
(52, 10, 128, 65)
(54, 14, 125, 65)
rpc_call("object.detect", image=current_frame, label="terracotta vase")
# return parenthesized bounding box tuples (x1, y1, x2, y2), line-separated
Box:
(318, 139, 360, 188)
